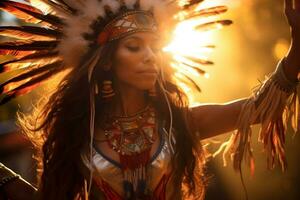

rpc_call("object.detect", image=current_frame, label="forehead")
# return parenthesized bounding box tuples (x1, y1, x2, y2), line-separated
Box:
(120, 32, 160, 43)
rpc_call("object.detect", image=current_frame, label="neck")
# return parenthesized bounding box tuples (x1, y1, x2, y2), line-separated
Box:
(114, 83, 148, 116)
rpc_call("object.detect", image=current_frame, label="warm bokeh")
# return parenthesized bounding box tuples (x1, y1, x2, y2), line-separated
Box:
(0, 0, 299, 199)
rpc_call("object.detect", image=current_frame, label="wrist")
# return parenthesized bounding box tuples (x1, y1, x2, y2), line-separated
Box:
(290, 31, 300, 55)
(273, 59, 299, 93)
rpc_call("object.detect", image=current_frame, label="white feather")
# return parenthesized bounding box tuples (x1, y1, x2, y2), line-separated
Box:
(139, 0, 154, 11)
(82, 0, 105, 20)
(124, 0, 137, 9)
(101, 0, 121, 14)
(59, 15, 91, 67)
(57, 0, 180, 68)
(58, 37, 88, 68)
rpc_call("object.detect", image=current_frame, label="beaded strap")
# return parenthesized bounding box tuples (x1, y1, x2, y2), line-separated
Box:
(0, 163, 20, 188)
(273, 58, 299, 93)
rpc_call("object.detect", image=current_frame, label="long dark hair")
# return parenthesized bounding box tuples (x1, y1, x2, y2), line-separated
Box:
(18, 40, 207, 199)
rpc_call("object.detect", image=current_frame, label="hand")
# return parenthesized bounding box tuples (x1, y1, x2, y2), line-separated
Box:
(283, 0, 300, 80)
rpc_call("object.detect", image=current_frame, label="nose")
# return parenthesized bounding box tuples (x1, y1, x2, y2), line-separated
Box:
(143, 46, 156, 64)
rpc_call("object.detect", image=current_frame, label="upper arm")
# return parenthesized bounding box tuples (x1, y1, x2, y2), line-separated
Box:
(188, 98, 247, 140)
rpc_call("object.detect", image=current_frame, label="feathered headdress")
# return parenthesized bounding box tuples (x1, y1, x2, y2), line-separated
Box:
(0, 0, 232, 197)
(0, 0, 231, 104)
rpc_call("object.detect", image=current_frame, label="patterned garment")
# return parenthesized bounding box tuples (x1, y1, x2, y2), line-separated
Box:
(82, 126, 173, 199)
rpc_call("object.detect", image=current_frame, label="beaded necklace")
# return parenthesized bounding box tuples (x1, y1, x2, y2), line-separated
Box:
(102, 105, 156, 199)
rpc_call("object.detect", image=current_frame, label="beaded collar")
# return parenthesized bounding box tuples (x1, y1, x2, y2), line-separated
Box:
(101, 105, 157, 198)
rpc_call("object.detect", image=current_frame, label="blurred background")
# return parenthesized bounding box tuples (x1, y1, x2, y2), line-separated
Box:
(0, 0, 299, 200)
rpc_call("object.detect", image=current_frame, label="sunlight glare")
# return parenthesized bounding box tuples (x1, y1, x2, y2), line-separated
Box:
(204, 73, 210, 79)
(164, 20, 214, 59)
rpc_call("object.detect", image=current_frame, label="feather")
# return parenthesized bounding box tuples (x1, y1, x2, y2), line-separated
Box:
(24, 0, 54, 14)
(0, 41, 58, 57)
(176, 72, 201, 92)
(184, 6, 228, 20)
(182, 73, 201, 92)
(182, 56, 214, 65)
(26, 0, 75, 17)
(0, 51, 59, 73)
(0, 0, 63, 27)
(0, 26, 62, 41)
(49, 0, 79, 13)
(8, 66, 60, 94)
(0, 65, 62, 105)
(0, 60, 63, 94)
(179, 61, 206, 75)
(183, 0, 204, 9)
(195, 20, 233, 31)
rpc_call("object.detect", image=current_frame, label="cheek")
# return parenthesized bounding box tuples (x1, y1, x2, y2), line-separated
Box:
(113, 47, 157, 89)
(113, 54, 139, 83)
(115, 69, 157, 89)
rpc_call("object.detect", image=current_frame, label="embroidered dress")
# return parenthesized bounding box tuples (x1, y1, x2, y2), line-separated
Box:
(82, 123, 173, 199)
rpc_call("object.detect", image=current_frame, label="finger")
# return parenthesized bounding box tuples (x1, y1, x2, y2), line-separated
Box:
(285, 0, 293, 12)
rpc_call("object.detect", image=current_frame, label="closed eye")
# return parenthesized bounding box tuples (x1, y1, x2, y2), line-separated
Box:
(127, 46, 140, 52)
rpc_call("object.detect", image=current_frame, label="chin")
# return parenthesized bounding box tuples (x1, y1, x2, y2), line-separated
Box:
(136, 80, 157, 90)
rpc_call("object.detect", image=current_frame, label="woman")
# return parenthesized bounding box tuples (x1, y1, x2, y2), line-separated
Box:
(0, 0, 299, 199)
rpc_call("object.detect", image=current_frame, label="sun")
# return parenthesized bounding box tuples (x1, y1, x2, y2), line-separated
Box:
(162, 2, 232, 101)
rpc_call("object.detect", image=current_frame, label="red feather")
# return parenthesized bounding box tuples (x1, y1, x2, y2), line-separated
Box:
(0, 0, 63, 27)
(0, 0, 43, 24)
(0, 64, 63, 105)
(0, 60, 63, 93)
(0, 51, 59, 73)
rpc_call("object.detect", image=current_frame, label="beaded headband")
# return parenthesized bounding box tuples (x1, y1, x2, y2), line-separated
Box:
(0, 1, 232, 197)
(97, 10, 158, 45)
(0, 0, 232, 104)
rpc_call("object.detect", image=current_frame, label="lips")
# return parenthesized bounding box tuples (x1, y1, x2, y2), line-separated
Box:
(139, 71, 157, 74)
(138, 68, 157, 74)
(138, 70, 158, 78)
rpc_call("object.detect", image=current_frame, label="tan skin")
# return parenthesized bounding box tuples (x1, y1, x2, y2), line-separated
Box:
(2, 0, 300, 199)
(191, 0, 300, 139)
(94, 33, 162, 163)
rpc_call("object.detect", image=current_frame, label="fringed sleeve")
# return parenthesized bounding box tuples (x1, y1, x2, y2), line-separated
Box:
(223, 60, 299, 173)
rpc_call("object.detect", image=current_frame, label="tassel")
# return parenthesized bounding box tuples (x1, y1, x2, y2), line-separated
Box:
(120, 149, 151, 199)
(221, 73, 299, 173)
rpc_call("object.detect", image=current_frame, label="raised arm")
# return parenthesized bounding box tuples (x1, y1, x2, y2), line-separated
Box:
(189, 99, 246, 140)
(189, 0, 300, 141)
(284, 0, 300, 80)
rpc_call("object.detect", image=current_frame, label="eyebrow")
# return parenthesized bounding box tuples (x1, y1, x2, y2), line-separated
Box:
(123, 35, 160, 43)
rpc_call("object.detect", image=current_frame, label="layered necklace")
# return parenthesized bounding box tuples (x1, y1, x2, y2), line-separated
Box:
(102, 105, 156, 199)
